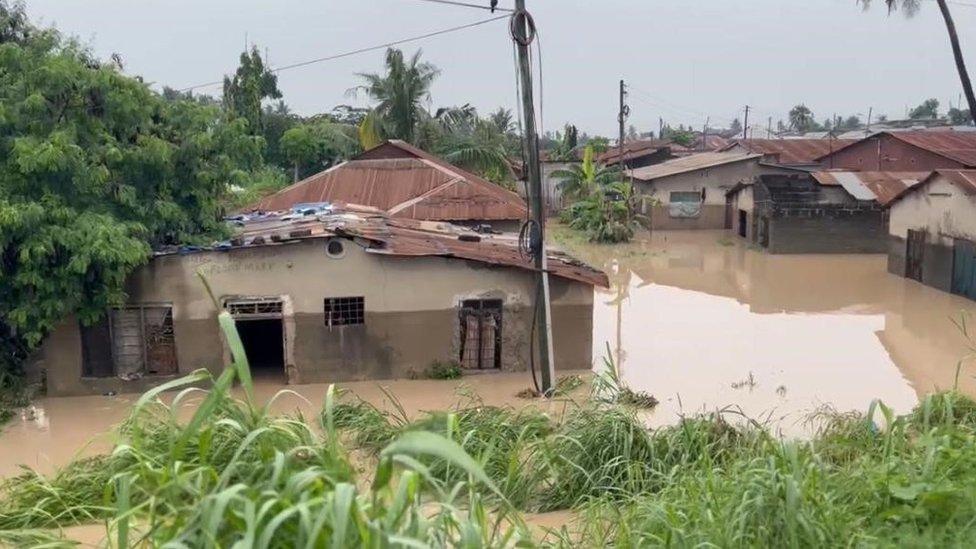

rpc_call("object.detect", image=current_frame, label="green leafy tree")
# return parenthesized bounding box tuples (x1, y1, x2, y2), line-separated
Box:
(948, 107, 972, 125)
(860, 1, 976, 123)
(0, 3, 263, 378)
(552, 146, 620, 201)
(789, 104, 815, 132)
(279, 119, 358, 181)
(432, 105, 518, 187)
(584, 136, 611, 155)
(222, 46, 282, 134)
(661, 125, 695, 147)
(909, 98, 940, 119)
(354, 48, 439, 145)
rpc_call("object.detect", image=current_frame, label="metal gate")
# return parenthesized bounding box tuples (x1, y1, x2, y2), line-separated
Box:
(906, 229, 926, 282)
(459, 299, 502, 370)
(952, 238, 976, 301)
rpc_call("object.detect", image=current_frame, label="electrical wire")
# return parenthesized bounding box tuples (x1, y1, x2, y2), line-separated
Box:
(411, 0, 514, 12)
(177, 14, 509, 91)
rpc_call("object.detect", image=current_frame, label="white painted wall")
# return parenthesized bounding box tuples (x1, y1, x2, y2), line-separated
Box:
(888, 175, 976, 246)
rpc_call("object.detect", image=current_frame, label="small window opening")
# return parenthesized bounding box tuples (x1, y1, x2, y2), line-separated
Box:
(324, 297, 365, 326)
(326, 239, 345, 258)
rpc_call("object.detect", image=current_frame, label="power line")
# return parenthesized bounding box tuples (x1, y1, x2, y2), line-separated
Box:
(177, 14, 509, 92)
(411, 0, 513, 12)
(626, 86, 737, 126)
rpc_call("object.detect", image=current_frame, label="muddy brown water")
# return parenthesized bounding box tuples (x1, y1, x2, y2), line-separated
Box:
(2, 230, 975, 480)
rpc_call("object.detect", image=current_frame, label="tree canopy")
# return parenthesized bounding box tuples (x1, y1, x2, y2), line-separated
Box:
(0, 3, 265, 374)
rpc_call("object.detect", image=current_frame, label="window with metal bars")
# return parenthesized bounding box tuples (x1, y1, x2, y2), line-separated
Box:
(226, 299, 283, 318)
(80, 304, 178, 378)
(324, 297, 365, 327)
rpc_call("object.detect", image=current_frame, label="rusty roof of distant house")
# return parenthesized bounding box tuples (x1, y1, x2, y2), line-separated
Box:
(810, 171, 928, 206)
(697, 135, 730, 151)
(178, 206, 608, 287)
(626, 151, 762, 181)
(721, 138, 856, 165)
(248, 140, 527, 221)
(597, 139, 677, 164)
(885, 169, 976, 207)
(817, 131, 976, 166)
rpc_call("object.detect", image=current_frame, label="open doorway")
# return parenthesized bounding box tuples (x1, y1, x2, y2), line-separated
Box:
(236, 318, 284, 380)
(225, 297, 286, 381)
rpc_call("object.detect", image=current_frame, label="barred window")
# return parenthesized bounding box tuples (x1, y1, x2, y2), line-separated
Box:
(324, 297, 365, 327)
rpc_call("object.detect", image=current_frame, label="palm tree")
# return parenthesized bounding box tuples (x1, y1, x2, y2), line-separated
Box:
(354, 48, 440, 144)
(861, 0, 976, 123)
(434, 107, 517, 187)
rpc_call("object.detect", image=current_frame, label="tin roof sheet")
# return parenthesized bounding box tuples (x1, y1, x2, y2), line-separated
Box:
(818, 132, 976, 166)
(192, 206, 608, 287)
(810, 171, 927, 206)
(626, 152, 761, 181)
(722, 138, 856, 165)
(249, 141, 527, 221)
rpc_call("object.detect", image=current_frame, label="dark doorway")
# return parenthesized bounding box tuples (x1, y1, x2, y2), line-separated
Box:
(738, 210, 747, 238)
(459, 299, 502, 370)
(235, 318, 285, 380)
(952, 238, 976, 301)
(906, 229, 926, 282)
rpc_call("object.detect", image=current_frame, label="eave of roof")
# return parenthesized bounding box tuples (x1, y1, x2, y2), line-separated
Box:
(883, 169, 976, 208)
(626, 152, 762, 181)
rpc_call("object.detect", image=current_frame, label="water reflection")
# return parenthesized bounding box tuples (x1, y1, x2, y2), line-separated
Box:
(578, 231, 976, 435)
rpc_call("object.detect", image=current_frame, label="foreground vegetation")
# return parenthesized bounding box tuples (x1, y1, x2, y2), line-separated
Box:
(2, 307, 976, 546)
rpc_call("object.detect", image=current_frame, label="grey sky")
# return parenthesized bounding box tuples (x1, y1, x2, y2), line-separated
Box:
(25, 0, 976, 136)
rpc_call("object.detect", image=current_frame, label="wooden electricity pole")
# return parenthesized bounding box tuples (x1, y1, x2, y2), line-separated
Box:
(742, 105, 750, 139)
(618, 79, 627, 172)
(512, 0, 556, 395)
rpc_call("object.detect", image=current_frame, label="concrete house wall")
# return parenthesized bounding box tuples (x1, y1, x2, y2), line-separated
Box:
(638, 158, 787, 230)
(34, 239, 595, 396)
(823, 135, 967, 171)
(728, 185, 755, 241)
(887, 175, 976, 292)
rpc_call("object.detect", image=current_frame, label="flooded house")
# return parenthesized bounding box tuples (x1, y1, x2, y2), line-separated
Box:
(727, 171, 925, 253)
(885, 170, 976, 301)
(627, 151, 793, 230)
(30, 208, 607, 397)
(249, 140, 528, 232)
(720, 138, 856, 169)
(816, 131, 976, 171)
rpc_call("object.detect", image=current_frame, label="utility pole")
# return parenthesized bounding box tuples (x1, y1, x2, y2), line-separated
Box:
(742, 105, 750, 139)
(866, 106, 873, 136)
(618, 79, 627, 172)
(512, 0, 556, 396)
(659, 117, 664, 140)
(701, 117, 710, 151)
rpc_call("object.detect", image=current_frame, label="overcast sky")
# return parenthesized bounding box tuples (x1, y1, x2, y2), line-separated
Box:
(25, 0, 976, 136)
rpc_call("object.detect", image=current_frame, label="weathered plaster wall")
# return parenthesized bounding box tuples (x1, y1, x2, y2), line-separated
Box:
(888, 177, 976, 245)
(36, 239, 595, 396)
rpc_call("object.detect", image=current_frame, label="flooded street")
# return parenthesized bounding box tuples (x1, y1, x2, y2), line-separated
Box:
(3, 230, 976, 476)
(576, 230, 976, 435)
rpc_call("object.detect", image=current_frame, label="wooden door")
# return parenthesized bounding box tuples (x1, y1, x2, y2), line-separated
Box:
(906, 229, 926, 282)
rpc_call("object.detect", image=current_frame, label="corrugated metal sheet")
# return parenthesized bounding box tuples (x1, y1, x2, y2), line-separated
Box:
(722, 138, 856, 165)
(249, 141, 527, 221)
(598, 139, 674, 164)
(626, 152, 761, 181)
(888, 132, 976, 167)
(810, 171, 927, 206)
(207, 206, 609, 287)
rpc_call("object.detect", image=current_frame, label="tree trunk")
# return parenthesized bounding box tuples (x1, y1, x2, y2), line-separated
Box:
(937, 0, 976, 123)
(293, 162, 299, 183)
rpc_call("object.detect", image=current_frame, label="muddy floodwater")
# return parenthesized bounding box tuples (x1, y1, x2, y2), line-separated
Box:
(2, 230, 976, 477)
(574, 230, 976, 434)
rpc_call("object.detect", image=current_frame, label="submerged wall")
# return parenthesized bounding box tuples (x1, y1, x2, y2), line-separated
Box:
(34, 239, 595, 396)
(767, 209, 888, 254)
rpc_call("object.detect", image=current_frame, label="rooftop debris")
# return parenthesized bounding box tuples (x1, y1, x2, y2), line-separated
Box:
(811, 171, 928, 206)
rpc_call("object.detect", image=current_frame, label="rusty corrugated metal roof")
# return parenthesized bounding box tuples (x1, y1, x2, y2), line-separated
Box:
(598, 139, 675, 164)
(722, 138, 856, 165)
(817, 132, 976, 167)
(249, 141, 527, 221)
(884, 169, 976, 207)
(626, 152, 761, 181)
(217, 206, 608, 287)
(811, 171, 927, 206)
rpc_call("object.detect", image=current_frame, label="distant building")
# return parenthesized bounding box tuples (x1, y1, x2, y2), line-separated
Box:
(31, 208, 607, 396)
(627, 152, 793, 230)
(727, 171, 926, 254)
(885, 170, 976, 300)
(249, 140, 527, 232)
(720, 138, 856, 169)
(598, 139, 686, 169)
(817, 131, 976, 171)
